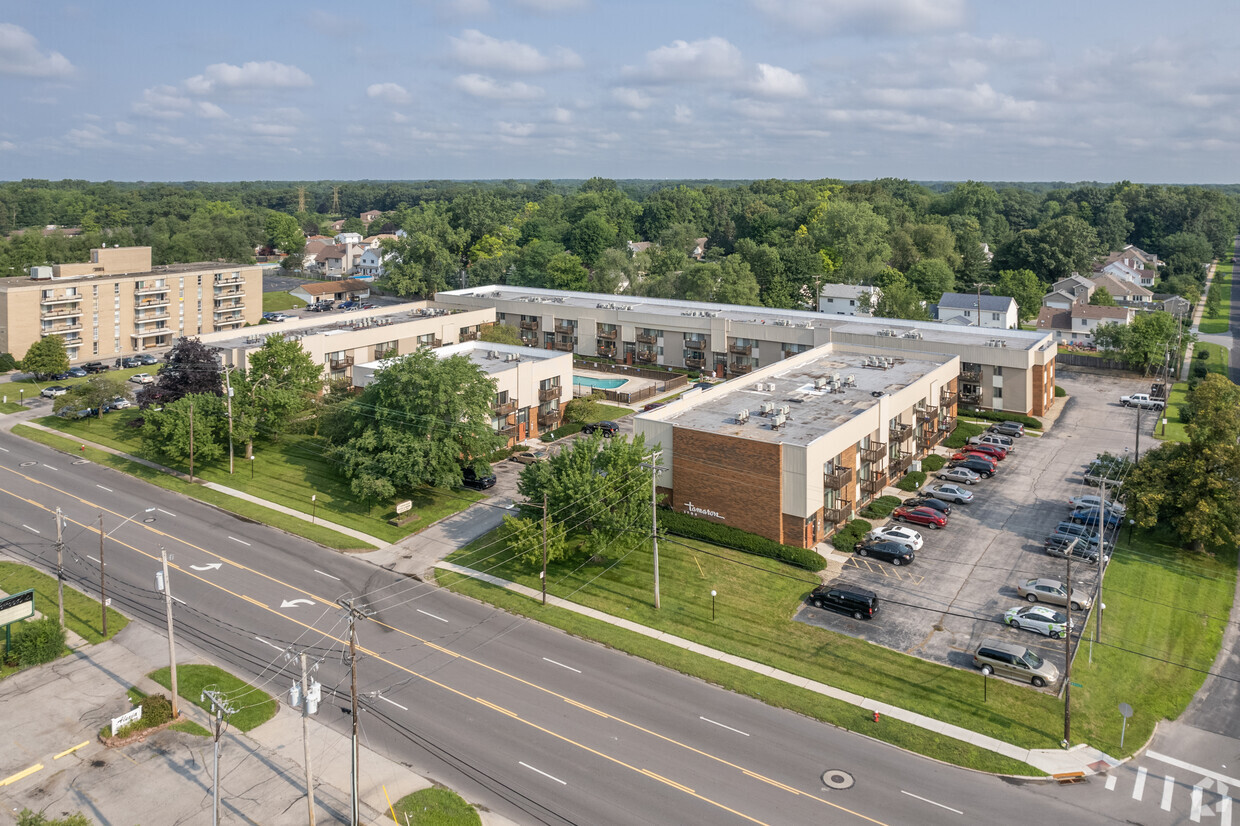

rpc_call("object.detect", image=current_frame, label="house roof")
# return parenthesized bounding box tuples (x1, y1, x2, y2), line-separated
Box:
(1041, 289, 1080, 306)
(1035, 307, 1072, 331)
(1098, 260, 1145, 281)
(627, 241, 653, 253)
(298, 278, 371, 296)
(937, 292, 1017, 313)
(360, 210, 382, 219)
(820, 283, 876, 299)
(1052, 274, 1094, 293)
(1073, 304, 1130, 321)
(317, 246, 345, 261)
(1089, 273, 1152, 298)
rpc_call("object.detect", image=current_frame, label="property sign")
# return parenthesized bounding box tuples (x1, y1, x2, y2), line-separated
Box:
(110, 706, 142, 736)
(0, 590, 34, 627)
(395, 500, 413, 515)
(682, 502, 723, 520)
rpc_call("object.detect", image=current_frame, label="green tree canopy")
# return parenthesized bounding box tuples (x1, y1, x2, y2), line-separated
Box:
(232, 334, 323, 455)
(141, 393, 228, 466)
(137, 336, 222, 408)
(19, 335, 69, 379)
(992, 268, 1046, 322)
(1089, 286, 1117, 306)
(905, 259, 955, 303)
(870, 270, 929, 321)
(480, 323, 525, 346)
(54, 374, 127, 419)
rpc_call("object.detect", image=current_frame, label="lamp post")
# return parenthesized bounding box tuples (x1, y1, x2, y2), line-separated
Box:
(710, 590, 717, 621)
(18, 388, 23, 406)
(311, 494, 317, 525)
(250, 454, 256, 481)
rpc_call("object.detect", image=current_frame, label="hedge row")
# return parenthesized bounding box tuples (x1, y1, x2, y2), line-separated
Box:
(831, 518, 872, 552)
(860, 494, 901, 519)
(921, 454, 946, 472)
(658, 509, 823, 571)
(959, 408, 1043, 429)
(895, 471, 926, 492)
(540, 422, 585, 442)
(1054, 385, 1067, 397)
(4, 617, 64, 668)
(944, 421, 985, 449)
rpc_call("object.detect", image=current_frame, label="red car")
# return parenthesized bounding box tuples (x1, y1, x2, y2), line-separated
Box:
(892, 505, 947, 529)
(951, 450, 999, 466)
(967, 443, 1007, 460)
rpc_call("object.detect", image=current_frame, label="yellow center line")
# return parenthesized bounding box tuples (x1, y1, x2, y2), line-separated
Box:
(53, 741, 90, 760)
(0, 461, 891, 826)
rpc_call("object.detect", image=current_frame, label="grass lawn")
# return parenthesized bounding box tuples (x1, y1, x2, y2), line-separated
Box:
(0, 561, 127, 645)
(14, 425, 370, 550)
(11, 364, 154, 392)
(1199, 263, 1232, 335)
(1155, 382, 1191, 443)
(35, 411, 482, 544)
(262, 291, 307, 313)
(540, 402, 633, 442)
(1194, 342, 1231, 378)
(148, 664, 278, 732)
(0, 401, 25, 414)
(389, 787, 481, 825)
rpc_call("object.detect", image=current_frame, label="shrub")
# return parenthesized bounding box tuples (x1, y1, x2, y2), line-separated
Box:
(831, 518, 872, 552)
(1190, 361, 1209, 380)
(17, 810, 92, 826)
(1195, 348, 1209, 360)
(860, 494, 901, 519)
(563, 396, 605, 424)
(0, 352, 17, 372)
(9, 617, 65, 667)
(540, 422, 585, 442)
(895, 471, 926, 492)
(658, 509, 822, 570)
(959, 409, 1042, 429)
(1054, 385, 1067, 397)
(944, 421, 985, 449)
(140, 693, 175, 727)
(921, 454, 946, 472)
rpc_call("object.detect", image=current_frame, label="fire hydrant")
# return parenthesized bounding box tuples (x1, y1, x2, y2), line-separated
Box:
(80, 444, 85, 453)
(873, 710, 880, 723)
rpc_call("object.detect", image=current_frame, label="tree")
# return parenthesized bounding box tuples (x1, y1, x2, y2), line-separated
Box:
(498, 514, 570, 566)
(992, 216, 1098, 283)
(870, 270, 929, 321)
(55, 375, 127, 419)
(17, 809, 92, 826)
(1093, 311, 1186, 373)
(567, 211, 616, 268)
(545, 251, 589, 291)
(1182, 374, 1240, 446)
(331, 348, 504, 503)
(803, 199, 890, 283)
(137, 337, 222, 408)
(1126, 439, 1240, 552)
(233, 334, 323, 457)
(992, 268, 1046, 322)
(266, 211, 306, 271)
(1089, 286, 1117, 306)
(19, 336, 69, 379)
(341, 216, 366, 234)
(590, 247, 635, 295)
(141, 393, 228, 466)
(905, 259, 955, 303)
(480, 323, 524, 346)
(380, 203, 469, 297)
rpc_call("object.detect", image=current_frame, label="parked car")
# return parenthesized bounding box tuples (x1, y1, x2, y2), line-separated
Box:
(66, 366, 88, 378)
(60, 407, 95, 419)
(108, 396, 133, 410)
(891, 505, 947, 529)
(1017, 577, 1092, 611)
(1068, 495, 1125, 517)
(1120, 393, 1165, 410)
(82, 361, 110, 374)
(462, 467, 497, 490)
(970, 432, 1014, 451)
(853, 540, 916, 566)
(337, 300, 357, 310)
(904, 496, 951, 515)
(949, 457, 996, 478)
(925, 483, 974, 503)
(936, 467, 980, 485)
(965, 443, 1007, 461)
(864, 525, 924, 551)
(41, 385, 69, 398)
(950, 449, 1000, 463)
(989, 420, 1026, 437)
(806, 583, 878, 620)
(973, 638, 1059, 687)
(360, 303, 376, 310)
(137, 353, 160, 365)
(1052, 522, 1102, 547)
(130, 372, 155, 385)
(582, 421, 620, 437)
(1004, 605, 1072, 638)
(510, 450, 547, 465)
(1044, 534, 1102, 564)
(1070, 507, 1123, 529)
(120, 356, 142, 368)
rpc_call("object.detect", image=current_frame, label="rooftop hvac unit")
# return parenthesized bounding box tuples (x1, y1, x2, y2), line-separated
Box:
(760, 401, 775, 414)
(778, 405, 790, 417)
(488, 350, 500, 359)
(30, 266, 53, 279)
(813, 376, 827, 390)
(844, 374, 856, 386)
(736, 409, 750, 424)
(771, 412, 786, 428)
(885, 357, 894, 368)
(832, 372, 841, 384)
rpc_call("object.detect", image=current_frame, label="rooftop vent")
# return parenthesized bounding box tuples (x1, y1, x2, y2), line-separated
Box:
(735, 409, 750, 424)
(771, 411, 786, 429)
(760, 401, 775, 414)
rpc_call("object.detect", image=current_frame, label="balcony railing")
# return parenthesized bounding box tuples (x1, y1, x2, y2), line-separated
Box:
(329, 356, 354, 370)
(538, 410, 561, 427)
(597, 346, 616, 358)
(889, 422, 913, 440)
(41, 306, 82, 317)
(961, 369, 982, 383)
(729, 362, 752, 375)
(861, 475, 887, 495)
(636, 333, 658, 345)
(554, 324, 575, 335)
(939, 417, 957, 434)
(213, 288, 245, 298)
(493, 400, 517, 416)
(132, 328, 171, 339)
(134, 284, 169, 296)
(136, 297, 170, 307)
(636, 350, 657, 363)
(960, 391, 982, 405)
(685, 357, 704, 369)
(460, 330, 480, 342)
(39, 294, 81, 305)
(539, 386, 561, 402)
(213, 275, 245, 286)
(824, 505, 851, 525)
(554, 341, 574, 352)
(134, 312, 171, 324)
(41, 324, 83, 335)
(216, 317, 245, 327)
(685, 339, 705, 351)
(892, 455, 913, 475)
(416, 338, 442, 349)
(498, 423, 518, 437)
(728, 343, 752, 356)
(940, 390, 959, 407)
(519, 320, 540, 331)
(860, 444, 887, 463)
(596, 328, 618, 340)
(917, 406, 939, 423)
(823, 467, 854, 490)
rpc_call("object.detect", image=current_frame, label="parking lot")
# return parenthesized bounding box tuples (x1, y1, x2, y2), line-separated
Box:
(797, 370, 1160, 687)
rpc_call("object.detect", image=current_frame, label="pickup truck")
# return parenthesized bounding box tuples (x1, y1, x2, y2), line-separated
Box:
(1120, 393, 1165, 409)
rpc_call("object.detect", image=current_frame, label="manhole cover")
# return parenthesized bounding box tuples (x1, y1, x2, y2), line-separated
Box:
(20, 461, 35, 467)
(822, 769, 855, 790)
(143, 517, 156, 523)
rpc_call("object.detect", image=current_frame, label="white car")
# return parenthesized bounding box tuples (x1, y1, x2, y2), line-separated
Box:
(41, 385, 70, 398)
(925, 483, 974, 504)
(109, 396, 133, 409)
(936, 467, 981, 485)
(129, 372, 154, 384)
(1067, 495, 1125, 517)
(1004, 605, 1071, 638)
(865, 525, 924, 551)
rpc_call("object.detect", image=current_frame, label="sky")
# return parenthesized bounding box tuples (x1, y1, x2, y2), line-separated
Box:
(0, 1, 1237, 183)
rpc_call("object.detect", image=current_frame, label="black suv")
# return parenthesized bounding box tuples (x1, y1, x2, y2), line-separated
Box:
(582, 421, 620, 437)
(462, 467, 497, 490)
(904, 496, 951, 515)
(854, 540, 915, 566)
(82, 361, 110, 374)
(949, 457, 996, 478)
(120, 356, 142, 368)
(1044, 534, 1101, 563)
(807, 583, 878, 620)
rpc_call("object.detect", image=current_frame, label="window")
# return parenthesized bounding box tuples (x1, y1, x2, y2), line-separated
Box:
(114, 283, 120, 294)
(992, 384, 1002, 399)
(849, 300, 856, 306)
(826, 298, 833, 303)
(991, 312, 1001, 321)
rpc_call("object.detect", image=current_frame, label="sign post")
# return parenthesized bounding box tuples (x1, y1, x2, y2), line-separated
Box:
(395, 500, 412, 515)
(1119, 702, 1133, 749)
(0, 589, 35, 655)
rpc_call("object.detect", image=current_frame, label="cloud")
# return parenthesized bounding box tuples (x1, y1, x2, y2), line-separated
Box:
(449, 29, 582, 72)
(551, 107, 573, 124)
(611, 87, 652, 110)
(453, 73, 543, 100)
(497, 121, 536, 137)
(185, 61, 312, 95)
(367, 82, 411, 104)
(197, 101, 229, 119)
(512, 0, 588, 12)
(629, 37, 745, 83)
(132, 85, 193, 119)
(673, 105, 692, 124)
(0, 24, 74, 78)
(752, 0, 967, 35)
(749, 63, 807, 98)
(251, 122, 298, 136)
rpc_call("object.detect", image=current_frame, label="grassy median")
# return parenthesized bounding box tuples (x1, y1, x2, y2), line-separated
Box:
(149, 664, 278, 732)
(0, 561, 128, 645)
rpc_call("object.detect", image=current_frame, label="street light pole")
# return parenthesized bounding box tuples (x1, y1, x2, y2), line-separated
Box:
(224, 365, 235, 475)
(160, 546, 180, 719)
(55, 507, 65, 628)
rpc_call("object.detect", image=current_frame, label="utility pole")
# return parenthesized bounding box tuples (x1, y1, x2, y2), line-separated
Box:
(1096, 480, 1108, 646)
(189, 400, 195, 483)
(641, 451, 664, 609)
(202, 688, 237, 826)
(99, 514, 107, 637)
(55, 507, 65, 628)
(336, 597, 373, 826)
(541, 493, 548, 606)
(1063, 537, 1076, 748)
(158, 547, 180, 719)
(1134, 402, 1142, 465)
(224, 366, 235, 475)
(291, 652, 320, 826)
(976, 284, 982, 327)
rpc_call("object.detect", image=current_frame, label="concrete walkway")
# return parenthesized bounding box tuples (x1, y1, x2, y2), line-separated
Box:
(434, 560, 1120, 778)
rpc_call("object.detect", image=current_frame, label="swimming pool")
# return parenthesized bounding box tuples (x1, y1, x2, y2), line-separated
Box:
(573, 375, 627, 389)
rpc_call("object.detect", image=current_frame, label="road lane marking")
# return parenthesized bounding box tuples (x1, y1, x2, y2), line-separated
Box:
(520, 761, 566, 785)
(900, 790, 963, 815)
(0, 446, 8, 452)
(378, 695, 408, 711)
(416, 608, 448, 623)
(700, 717, 750, 737)
(87, 555, 99, 564)
(281, 598, 315, 608)
(53, 742, 89, 760)
(543, 657, 581, 673)
(96, 485, 113, 492)
(1105, 774, 1116, 791)
(190, 563, 223, 571)
(254, 636, 283, 652)
(565, 698, 610, 718)
(241, 595, 265, 607)
(1134, 766, 1148, 801)
(228, 536, 251, 546)
(21, 524, 39, 534)
(314, 569, 341, 580)
(476, 698, 519, 718)
(1148, 751, 1240, 790)
(0, 764, 43, 787)
(157, 508, 176, 517)
(641, 768, 694, 794)
(1162, 775, 1176, 811)
(1192, 784, 1203, 822)
(43, 465, 57, 471)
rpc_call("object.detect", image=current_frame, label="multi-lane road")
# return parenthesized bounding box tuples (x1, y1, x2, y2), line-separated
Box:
(0, 422, 1223, 825)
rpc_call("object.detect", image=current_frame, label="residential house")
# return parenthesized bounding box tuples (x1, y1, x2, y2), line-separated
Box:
(1101, 245, 1161, 272)
(1098, 259, 1156, 288)
(1035, 303, 1133, 344)
(935, 293, 1019, 329)
(356, 247, 389, 280)
(818, 283, 878, 316)
(360, 209, 383, 226)
(290, 278, 372, 306)
(316, 246, 346, 278)
(1041, 290, 1081, 311)
(1153, 294, 1192, 319)
(627, 241, 653, 255)
(330, 219, 346, 232)
(1088, 273, 1153, 304)
(1050, 274, 1095, 303)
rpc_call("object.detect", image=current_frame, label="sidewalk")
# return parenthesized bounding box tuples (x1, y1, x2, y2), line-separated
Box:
(434, 560, 1121, 779)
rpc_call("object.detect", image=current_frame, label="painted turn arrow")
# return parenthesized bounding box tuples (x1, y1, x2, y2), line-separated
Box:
(280, 598, 315, 608)
(190, 563, 223, 571)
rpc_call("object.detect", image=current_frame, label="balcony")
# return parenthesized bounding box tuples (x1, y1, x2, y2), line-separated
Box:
(596, 328, 618, 340)
(823, 466, 853, 491)
(554, 341, 574, 352)
(41, 324, 83, 336)
(329, 356, 354, 370)
(685, 339, 705, 351)
(861, 475, 888, 496)
(960, 391, 982, 405)
(134, 283, 169, 296)
(134, 312, 171, 324)
(213, 275, 245, 286)
(824, 505, 851, 525)
(136, 297, 171, 308)
(860, 443, 887, 463)
(39, 293, 81, 305)
(520, 335, 537, 347)
(889, 422, 912, 440)
(636, 333, 658, 345)
(728, 362, 752, 375)
(213, 288, 245, 298)
(539, 386, 561, 402)
(940, 390, 959, 407)
(892, 455, 913, 475)
(519, 320, 540, 331)
(597, 346, 616, 358)
(493, 400, 517, 417)
(460, 330, 480, 342)
(636, 350, 657, 363)
(554, 323, 575, 335)
(728, 343, 751, 356)
(538, 410, 561, 427)
(961, 369, 982, 383)
(215, 316, 245, 327)
(41, 306, 83, 317)
(685, 357, 705, 369)
(417, 338, 442, 349)
(214, 303, 245, 313)
(939, 416, 957, 434)
(498, 422, 518, 438)
(917, 406, 939, 423)
(132, 328, 171, 340)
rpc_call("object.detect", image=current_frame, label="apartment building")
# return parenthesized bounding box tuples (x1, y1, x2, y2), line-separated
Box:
(354, 340, 572, 445)
(0, 246, 261, 363)
(635, 344, 959, 549)
(434, 286, 1058, 417)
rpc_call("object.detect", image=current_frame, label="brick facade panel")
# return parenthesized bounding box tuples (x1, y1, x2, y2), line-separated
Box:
(671, 428, 784, 545)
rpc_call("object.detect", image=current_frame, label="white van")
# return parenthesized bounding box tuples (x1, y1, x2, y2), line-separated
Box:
(969, 432, 1014, 451)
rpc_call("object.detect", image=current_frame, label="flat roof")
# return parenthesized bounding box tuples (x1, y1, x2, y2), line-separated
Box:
(207, 305, 459, 352)
(438, 285, 1051, 352)
(656, 347, 951, 445)
(358, 340, 565, 376)
(0, 260, 257, 290)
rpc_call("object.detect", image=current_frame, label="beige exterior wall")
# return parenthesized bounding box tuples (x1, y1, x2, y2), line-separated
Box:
(54, 246, 154, 278)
